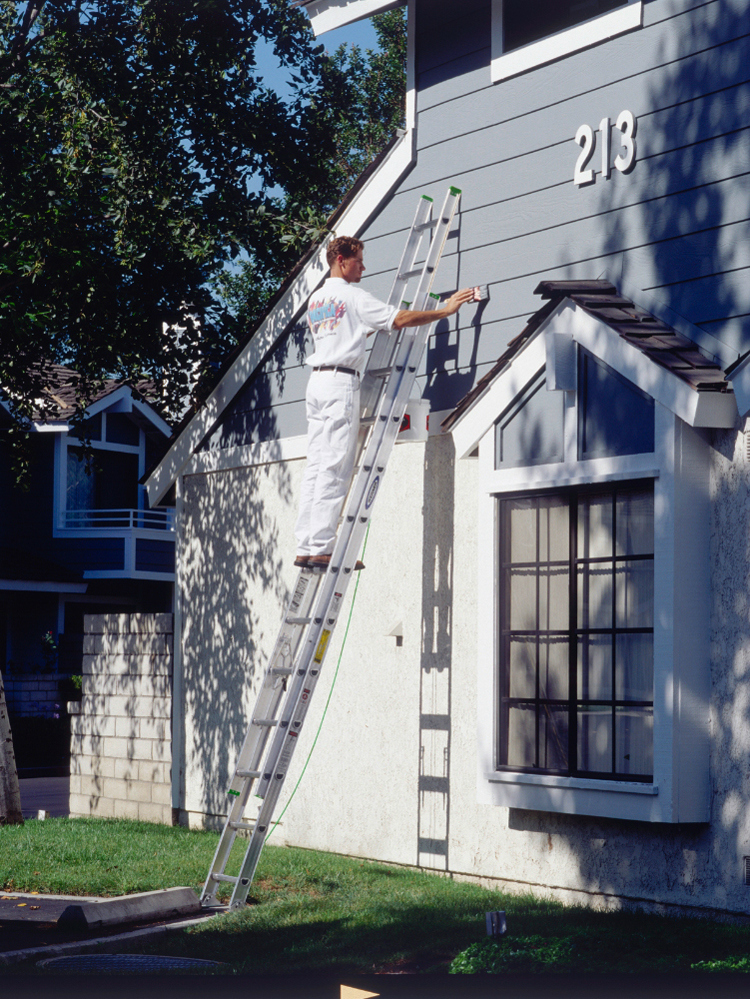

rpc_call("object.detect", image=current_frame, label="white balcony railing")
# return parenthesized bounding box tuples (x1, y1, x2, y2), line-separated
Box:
(63, 508, 175, 531)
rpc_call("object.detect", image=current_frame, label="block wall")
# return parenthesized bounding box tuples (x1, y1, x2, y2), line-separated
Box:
(3, 674, 66, 718)
(69, 613, 174, 824)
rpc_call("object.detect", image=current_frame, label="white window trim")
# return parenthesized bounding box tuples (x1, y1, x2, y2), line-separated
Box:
(491, 0, 644, 84)
(476, 378, 711, 823)
(53, 414, 172, 543)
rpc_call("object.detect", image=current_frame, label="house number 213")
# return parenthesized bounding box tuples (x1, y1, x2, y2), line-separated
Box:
(574, 110, 637, 186)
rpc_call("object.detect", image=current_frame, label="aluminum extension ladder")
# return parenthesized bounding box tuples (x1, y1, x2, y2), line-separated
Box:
(201, 186, 462, 910)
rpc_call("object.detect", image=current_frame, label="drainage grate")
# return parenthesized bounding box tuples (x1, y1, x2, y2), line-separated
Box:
(745, 857, 750, 886)
(38, 954, 225, 974)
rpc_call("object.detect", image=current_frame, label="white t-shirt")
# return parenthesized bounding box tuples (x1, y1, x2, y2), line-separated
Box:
(305, 277, 398, 374)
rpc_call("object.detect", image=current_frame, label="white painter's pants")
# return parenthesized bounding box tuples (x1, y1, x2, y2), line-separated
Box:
(295, 369, 360, 556)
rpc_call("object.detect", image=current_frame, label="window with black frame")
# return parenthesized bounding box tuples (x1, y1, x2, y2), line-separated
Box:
(497, 481, 654, 781)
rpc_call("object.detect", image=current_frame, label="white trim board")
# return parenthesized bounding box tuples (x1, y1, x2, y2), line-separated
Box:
(185, 437, 308, 476)
(301, 0, 404, 36)
(145, 132, 417, 508)
(491, 1, 643, 83)
(449, 300, 737, 461)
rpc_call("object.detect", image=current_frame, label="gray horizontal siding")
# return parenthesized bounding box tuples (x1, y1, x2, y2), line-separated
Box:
(213, 0, 749, 448)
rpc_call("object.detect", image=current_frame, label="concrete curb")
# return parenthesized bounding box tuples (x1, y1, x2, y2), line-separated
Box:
(57, 886, 201, 930)
(0, 909, 225, 967)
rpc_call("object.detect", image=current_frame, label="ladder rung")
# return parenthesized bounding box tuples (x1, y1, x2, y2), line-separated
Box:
(229, 821, 256, 832)
(271, 666, 294, 676)
(398, 267, 433, 281)
(367, 367, 392, 379)
(212, 874, 239, 884)
(285, 616, 311, 625)
(360, 416, 376, 426)
(253, 719, 278, 728)
(235, 769, 261, 779)
(415, 219, 438, 232)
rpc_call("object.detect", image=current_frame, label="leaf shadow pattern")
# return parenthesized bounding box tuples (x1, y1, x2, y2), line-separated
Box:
(178, 324, 310, 824)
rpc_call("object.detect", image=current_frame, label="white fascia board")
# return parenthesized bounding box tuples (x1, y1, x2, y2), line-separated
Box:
(449, 315, 554, 460)
(186, 436, 308, 476)
(31, 422, 68, 434)
(145, 132, 416, 507)
(726, 351, 750, 418)
(303, 0, 402, 36)
(83, 384, 133, 418)
(131, 397, 172, 438)
(562, 303, 738, 429)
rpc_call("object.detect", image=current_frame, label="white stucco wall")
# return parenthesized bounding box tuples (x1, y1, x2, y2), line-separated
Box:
(178, 422, 750, 919)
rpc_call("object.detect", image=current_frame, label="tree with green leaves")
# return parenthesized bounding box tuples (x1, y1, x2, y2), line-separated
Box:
(0, 0, 353, 425)
(219, 7, 407, 342)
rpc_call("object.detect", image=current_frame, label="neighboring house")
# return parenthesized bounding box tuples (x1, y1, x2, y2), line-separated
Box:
(146, 0, 750, 919)
(1, 365, 174, 763)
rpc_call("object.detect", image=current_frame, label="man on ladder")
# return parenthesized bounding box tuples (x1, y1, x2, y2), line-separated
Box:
(294, 235, 474, 570)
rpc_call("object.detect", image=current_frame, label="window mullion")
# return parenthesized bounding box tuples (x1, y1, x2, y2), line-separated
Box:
(569, 490, 577, 776)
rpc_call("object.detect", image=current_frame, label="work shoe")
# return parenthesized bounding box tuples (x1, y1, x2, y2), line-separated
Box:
(310, 554, 365, 571)
(294, 555, 311, 568)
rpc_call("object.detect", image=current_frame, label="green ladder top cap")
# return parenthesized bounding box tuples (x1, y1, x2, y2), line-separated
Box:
(430, 292, 440, 300)
(421, 195, 434, 202)
(449, 186, 462, 196)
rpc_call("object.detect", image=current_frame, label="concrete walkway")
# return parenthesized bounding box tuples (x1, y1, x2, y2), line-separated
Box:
(18, 776, 70, 819)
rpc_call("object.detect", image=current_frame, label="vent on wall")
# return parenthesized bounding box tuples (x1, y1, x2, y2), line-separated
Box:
(744, 857, 750, 886)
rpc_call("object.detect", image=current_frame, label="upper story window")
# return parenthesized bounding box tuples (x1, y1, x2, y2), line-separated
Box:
(491, 0, 643, 83)
(55, 402, 173, 534)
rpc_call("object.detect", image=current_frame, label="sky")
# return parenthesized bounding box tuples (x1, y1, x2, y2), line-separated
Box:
(255, 14, 381, 97)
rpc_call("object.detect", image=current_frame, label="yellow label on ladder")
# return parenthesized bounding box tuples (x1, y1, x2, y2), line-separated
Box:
(314, 630, 331, 664)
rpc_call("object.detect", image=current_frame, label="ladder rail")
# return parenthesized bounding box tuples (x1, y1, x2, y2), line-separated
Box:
(201, 187, 463, 909)
(201, 570, 323, 905)
(228, 302, 443, 908)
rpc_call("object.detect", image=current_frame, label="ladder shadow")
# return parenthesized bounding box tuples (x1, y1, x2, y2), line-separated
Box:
(417, 434, 455, 870)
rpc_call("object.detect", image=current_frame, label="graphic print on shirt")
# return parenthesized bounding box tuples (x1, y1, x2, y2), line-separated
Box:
(308, 298, 347, 341)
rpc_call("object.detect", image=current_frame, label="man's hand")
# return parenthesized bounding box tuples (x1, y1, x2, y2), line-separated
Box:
(441, 287, 476, 315)
(393, 287, 476, 330)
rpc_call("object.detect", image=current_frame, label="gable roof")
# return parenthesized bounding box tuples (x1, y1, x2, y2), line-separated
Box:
(444, 279, 736, 455)
(0, 363, 172, 439)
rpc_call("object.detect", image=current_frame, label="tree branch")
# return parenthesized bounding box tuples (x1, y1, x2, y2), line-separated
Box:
(0, 1, 47, 83)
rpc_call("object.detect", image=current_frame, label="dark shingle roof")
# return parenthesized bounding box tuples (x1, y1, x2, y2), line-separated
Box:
(3, 363, 158, 424)
(442, 279, 729, 432)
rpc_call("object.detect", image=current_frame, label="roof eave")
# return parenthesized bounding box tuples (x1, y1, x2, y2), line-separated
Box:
(292, 0, 403, 36)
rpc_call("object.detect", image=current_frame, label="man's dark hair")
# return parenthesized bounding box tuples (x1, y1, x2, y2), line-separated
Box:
(327, 236, 364, 267)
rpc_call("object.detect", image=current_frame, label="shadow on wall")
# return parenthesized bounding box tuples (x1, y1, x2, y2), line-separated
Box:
(210, 321, 312, 449)
(600, 0, 750, 357)
(417, 434, 455, 870)
(181, 338, 302, 821)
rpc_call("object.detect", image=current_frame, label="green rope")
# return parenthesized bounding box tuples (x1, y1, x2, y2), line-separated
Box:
(267, 523, 371, 839)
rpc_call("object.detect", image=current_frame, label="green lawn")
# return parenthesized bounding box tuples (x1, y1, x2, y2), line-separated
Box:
(2, 817, 750, 975)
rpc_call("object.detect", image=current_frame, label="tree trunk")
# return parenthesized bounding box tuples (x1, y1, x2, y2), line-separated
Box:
(0, 673, 23, 825)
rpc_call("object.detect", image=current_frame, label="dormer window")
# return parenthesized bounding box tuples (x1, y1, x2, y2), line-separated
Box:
(447, 280, 736, 823)
(491, 0, 643, 83)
